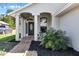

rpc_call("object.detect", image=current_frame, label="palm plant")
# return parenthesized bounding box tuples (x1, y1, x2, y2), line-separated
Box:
(40, 28, 68, 50)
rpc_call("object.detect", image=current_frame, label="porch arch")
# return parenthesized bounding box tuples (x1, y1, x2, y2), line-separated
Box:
(19, 12, 34, 40)
(39, 12, 52, 33)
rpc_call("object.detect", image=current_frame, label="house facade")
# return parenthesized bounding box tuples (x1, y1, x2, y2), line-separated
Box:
(8, 3, 79, 51)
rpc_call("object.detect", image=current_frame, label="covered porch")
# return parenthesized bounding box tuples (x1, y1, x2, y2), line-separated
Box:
(15, 12, 55, 41)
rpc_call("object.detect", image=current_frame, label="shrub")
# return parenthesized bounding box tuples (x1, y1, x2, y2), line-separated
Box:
(40, 28, 68, 50)
(2, 15, 15, 29)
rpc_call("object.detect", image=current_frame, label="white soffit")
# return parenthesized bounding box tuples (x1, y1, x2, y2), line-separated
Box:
(8, 3, 33, 15)
(55, 3, 79, 17)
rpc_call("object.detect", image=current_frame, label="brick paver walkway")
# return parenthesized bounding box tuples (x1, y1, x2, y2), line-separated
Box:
(5, 36, 33, 56)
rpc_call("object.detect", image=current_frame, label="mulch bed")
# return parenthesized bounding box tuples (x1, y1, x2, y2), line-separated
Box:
(0, 40, 19, 55)
(0, 41, 19, 52)
(28, 41, 79, 56)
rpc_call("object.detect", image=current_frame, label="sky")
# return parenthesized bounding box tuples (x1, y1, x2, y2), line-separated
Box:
(0, 3, 27, 14)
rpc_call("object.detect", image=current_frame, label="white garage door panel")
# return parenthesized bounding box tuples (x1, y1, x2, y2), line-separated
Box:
(60, 7, 79, 51)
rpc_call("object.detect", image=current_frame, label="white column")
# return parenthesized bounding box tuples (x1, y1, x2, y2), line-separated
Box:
(34, 14, 38, 41)
(21, 18, 24, 38)
(15, 14, 20, 41)
(24, 19, 26, 36)
(51, 14, 56, 29)
(52, 14, 60, 30)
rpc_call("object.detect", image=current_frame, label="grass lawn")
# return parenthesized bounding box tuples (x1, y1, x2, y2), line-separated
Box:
(0, 33, 15, 42)
(0, 31, 18, 56)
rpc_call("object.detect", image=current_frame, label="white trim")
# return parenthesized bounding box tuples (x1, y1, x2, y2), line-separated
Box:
(55, 3, 79, 16)
(16, 14, 20, 41)
(24, 19, 34, 37)
(25, 20, 28, 36)
(34, 15, 38, 41)
(24, 20, 28, 36)
(8, 3, 33, 15)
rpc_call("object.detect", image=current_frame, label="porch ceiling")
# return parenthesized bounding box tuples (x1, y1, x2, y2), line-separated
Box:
(20, 13, 34, 19)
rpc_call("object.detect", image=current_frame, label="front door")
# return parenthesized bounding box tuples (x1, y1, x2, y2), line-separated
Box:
(28, 22, 34, 35)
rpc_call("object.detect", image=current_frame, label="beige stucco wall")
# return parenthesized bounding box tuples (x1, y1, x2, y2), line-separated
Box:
(59, 7, 79, 51)
(14, 3, 66, 15)
(13, 3, 79, 51)
(14, 3, 66, 40)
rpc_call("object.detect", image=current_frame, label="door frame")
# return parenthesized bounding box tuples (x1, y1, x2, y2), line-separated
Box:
(24, 20, 28, 36)
(24, 20, 34, 36)
(28, 22, 34, 35)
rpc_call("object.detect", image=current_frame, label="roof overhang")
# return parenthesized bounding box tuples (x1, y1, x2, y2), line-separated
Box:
(7, 3, 33, 16)
(55, 3, 79, 17)
(8, 3, 79, 17)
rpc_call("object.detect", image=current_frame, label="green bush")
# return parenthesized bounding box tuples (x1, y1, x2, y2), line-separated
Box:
(40, 28, 68, 50)
(1, 15, 15, 29)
